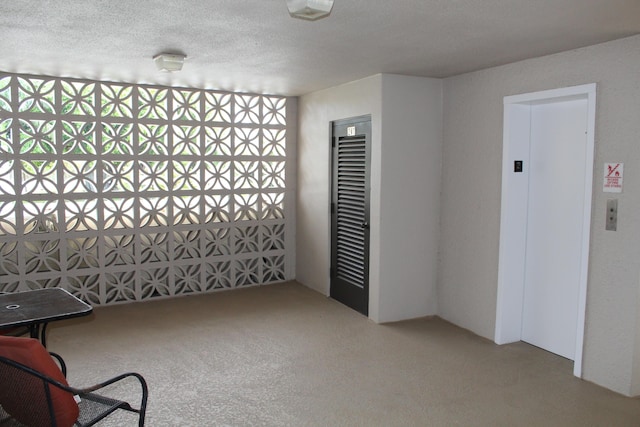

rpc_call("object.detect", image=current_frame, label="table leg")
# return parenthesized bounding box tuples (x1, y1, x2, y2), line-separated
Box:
(40, 323, 49, 347)
(28, 324, 40, 340)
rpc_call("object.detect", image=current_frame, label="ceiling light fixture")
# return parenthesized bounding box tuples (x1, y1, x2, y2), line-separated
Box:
(286, 0, 334, 21)
(153, 53, 186, 72)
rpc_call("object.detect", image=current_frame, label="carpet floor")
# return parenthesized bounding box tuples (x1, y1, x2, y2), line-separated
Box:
(46, 281, 640, 426)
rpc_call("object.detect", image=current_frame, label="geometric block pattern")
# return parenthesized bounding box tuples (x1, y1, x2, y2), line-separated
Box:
(0, 72, 289, 304)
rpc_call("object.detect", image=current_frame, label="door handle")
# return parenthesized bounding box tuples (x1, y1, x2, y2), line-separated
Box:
(361, 222, 369, 230)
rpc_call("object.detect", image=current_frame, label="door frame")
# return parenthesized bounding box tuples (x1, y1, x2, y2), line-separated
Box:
(494, 83, 597, 377)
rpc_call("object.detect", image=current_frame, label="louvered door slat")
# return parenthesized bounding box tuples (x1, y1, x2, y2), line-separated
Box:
(336, 136, 366, 289)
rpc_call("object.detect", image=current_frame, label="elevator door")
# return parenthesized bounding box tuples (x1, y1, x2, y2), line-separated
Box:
(521, 98, 589, 360)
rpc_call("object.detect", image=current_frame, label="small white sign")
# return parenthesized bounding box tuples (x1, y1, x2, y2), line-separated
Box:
(347, 126, 356, 136)
(603, 162, 623, 193)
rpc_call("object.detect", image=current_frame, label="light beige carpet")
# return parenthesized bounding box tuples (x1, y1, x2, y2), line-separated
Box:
(46, 281, 640, 426)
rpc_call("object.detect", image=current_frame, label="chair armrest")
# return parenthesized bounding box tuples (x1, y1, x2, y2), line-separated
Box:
(77, 372, 148, 407)
(0, 356, 148, 425)
(75, 372, 148, 425)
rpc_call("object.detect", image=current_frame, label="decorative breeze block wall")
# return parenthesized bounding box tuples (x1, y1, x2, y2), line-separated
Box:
(0, 73, 294, 305)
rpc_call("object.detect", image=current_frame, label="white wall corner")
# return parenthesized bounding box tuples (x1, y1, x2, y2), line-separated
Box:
(375, 74, 443, 322)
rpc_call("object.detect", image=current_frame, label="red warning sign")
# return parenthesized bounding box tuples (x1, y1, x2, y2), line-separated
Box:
(603, 162, 623, 193)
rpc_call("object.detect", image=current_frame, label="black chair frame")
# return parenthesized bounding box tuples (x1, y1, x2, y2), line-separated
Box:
(0, 355, 148, 427)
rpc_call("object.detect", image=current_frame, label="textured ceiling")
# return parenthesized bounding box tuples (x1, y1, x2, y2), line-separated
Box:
(0, 0, 638, 96)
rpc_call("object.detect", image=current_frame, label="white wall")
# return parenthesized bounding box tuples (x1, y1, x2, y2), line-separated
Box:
(297, 74, 442, 323)
(439, 35, 640, 396)
(378, 75, 442, 321)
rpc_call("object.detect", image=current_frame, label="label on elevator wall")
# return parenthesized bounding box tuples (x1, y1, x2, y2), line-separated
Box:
(603, 162, 623, 193)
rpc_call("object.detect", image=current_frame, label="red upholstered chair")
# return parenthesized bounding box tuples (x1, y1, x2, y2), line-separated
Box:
(0, 325, 68, 378)
(0, 336, 148, 427)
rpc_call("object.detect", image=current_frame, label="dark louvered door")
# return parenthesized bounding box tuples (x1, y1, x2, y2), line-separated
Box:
(330, 116, 371, 315)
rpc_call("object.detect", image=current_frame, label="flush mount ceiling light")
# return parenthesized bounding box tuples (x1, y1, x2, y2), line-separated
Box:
(286, 0, 334, 21)
(153, 53, 186, 72)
